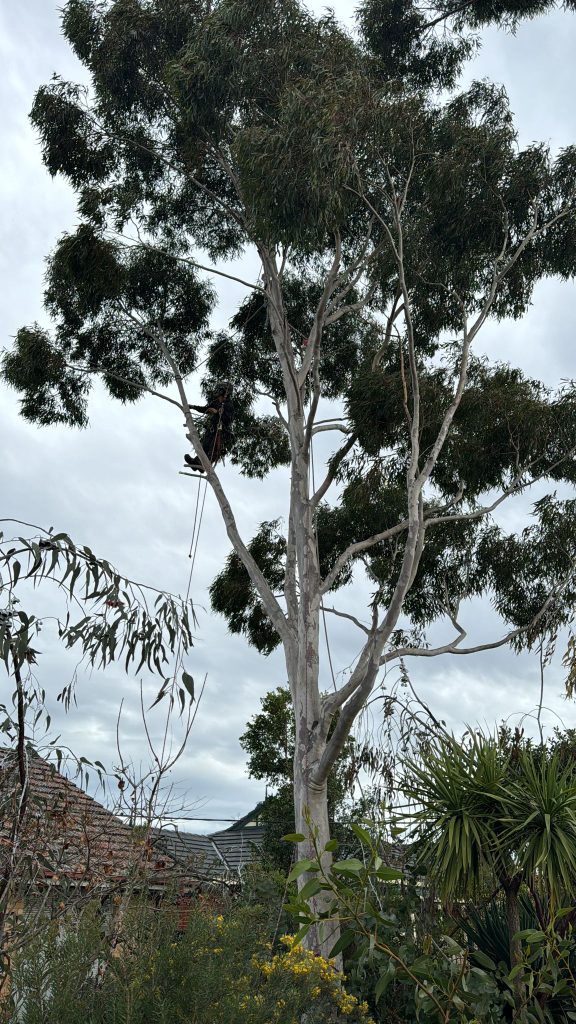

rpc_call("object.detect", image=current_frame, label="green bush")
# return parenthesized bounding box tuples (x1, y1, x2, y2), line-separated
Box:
(9, 906, 107, 1024)
(283, 823, 576, 1023)
(8, 896, 373, 1024)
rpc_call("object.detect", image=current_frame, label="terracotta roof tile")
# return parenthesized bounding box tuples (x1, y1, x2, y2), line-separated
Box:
(0, 749, 175, 888)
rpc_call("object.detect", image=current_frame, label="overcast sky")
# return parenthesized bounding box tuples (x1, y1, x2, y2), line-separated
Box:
(2, 2, 576, 830)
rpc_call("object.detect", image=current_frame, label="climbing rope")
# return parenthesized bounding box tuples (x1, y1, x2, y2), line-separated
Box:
(188, 473, 204, 560)
(187, 479, 209, 581)
(174, 400, 227, 683)
(184, 399, 226, 568)
(310, 432, 338, 693)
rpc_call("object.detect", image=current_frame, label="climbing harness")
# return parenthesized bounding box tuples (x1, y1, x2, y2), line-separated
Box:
(180, 400, 224, 478)
(180, 387, 232, 581)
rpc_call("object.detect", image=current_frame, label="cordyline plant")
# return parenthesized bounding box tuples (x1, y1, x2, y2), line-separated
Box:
(5, 0, 576, 956)
(402, 731, 576, 1007)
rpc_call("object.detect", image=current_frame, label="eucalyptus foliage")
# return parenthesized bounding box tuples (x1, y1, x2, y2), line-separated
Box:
(5, 0, 576, 642)
(0, 521, 195, 710)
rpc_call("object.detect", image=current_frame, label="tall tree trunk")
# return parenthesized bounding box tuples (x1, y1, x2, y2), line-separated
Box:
(292, 692, 340, 961)
(262, 248, 344, 960)
(505, 879, 523, 1003)
(286, 540, 340, 961)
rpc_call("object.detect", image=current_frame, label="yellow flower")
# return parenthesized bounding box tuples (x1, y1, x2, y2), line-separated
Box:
(337, 991, 359, 1013)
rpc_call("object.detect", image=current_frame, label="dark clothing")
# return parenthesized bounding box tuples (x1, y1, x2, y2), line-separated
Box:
(186, 393, 235, 470)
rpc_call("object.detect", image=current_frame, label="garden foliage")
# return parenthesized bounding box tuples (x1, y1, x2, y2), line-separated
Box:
(7, 896, 373, 1024)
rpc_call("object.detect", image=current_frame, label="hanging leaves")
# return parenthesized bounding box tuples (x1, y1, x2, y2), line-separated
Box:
(181, 670, 195, 701)
(0, 524, 196, 681)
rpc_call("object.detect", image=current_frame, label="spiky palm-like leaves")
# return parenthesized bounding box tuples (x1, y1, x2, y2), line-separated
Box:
(404, 734, 508, 898)
(499, 751, 576, 903)
(461, 896, 539, 972)
(405, 734, 576, 902)
(404, 732, 576, 992)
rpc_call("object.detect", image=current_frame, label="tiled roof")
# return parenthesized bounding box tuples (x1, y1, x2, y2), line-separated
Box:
(210, 825, 265, 873)
(152, 822, 264, 878)
(150, 828, 223, 877)
(1, 749, 264, 891)
(0, 749, 173, 889)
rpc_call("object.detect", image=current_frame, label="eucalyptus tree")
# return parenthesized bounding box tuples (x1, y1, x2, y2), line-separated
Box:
(5, 0, 576, 956)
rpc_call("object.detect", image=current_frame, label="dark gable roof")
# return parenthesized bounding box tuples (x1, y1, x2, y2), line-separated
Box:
(152, 820, 265, 878)
(210, 824, 265, 873)
(150, 829, 223, 878)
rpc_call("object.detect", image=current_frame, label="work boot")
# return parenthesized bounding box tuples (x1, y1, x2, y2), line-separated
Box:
(184, 454, 204, 472)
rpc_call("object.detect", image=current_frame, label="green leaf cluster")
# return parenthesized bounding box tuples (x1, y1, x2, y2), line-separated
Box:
(0, 526, 194, 683)
(209, 522, 285, 654)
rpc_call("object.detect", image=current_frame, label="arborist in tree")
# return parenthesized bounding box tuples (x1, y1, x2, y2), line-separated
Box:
(184, 381, 235, 473)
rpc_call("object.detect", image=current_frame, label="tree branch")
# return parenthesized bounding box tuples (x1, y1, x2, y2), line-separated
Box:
(299, 234, 342, 391)
(319, 518, 409, 595)
(319, 548, 575, 784)
(421, 0, 481, 33)
(153, 329, 294, 649)
(372, 291, 403, 371)
(385, 170, 420, 486)
(259, 247, 303, 429)
(324, 282, 378, 326)
(108, 230, 265, 295)
(380, 568, 575, 665)
(423, 444, 576, 530)
(321, 605, 371, 636)
(311, 433, 357, 509)
(63, 353, 184, 412)
(316, 653, 380, 784)
(311, 423, 352, 436)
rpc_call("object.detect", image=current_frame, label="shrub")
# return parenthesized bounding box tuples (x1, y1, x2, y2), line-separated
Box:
(7, 897, 373, 1023)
